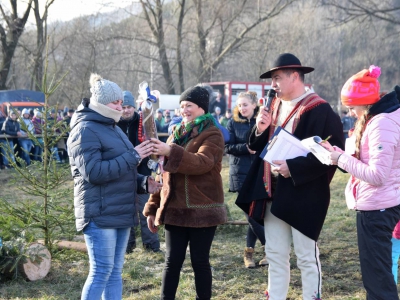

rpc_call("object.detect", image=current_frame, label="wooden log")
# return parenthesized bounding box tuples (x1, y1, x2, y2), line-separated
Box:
(54, 240, 87, 253)
(20, 243, 51, 281)
(37, 239, 87, 253)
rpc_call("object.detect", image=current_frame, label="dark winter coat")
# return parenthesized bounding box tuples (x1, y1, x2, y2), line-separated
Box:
(117, 112, 151, 176)
(236, 97, 344, 241)
(67, 99, 145, 231)
(2, 117, 20, 136)
(225, 106, 259, 192)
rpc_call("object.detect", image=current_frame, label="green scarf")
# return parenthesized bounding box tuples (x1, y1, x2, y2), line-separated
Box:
(172, 113, 217, 146)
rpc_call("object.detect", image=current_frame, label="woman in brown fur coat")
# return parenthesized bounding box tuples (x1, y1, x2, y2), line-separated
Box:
(144, 86, 227, 300)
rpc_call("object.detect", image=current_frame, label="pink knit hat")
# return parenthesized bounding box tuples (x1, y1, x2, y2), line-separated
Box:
(341, 65, 381, 106)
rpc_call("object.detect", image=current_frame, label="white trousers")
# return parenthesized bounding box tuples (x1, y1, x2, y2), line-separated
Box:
(264, 202, 322, 300)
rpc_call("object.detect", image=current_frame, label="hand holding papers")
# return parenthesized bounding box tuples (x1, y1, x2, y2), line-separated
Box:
(260, 127, 332, 166)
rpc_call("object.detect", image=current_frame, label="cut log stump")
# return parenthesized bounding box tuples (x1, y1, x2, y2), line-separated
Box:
(20, 243, 51, 281)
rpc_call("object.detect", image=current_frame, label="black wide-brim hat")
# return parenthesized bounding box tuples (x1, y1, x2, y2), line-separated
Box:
(260, 53, 315, 79)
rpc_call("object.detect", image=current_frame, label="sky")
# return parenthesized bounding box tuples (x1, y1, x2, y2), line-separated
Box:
(46, 0, 133, 22)
(1, 0, 135, 24)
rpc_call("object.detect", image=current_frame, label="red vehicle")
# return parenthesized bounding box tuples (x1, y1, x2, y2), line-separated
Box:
(204, 81, 313, 110)
(0, 90, 45, 116)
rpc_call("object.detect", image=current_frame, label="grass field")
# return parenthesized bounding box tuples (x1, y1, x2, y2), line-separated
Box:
(0, 157, 398, 299)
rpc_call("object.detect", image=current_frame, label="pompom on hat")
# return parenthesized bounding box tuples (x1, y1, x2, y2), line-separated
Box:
(89, 73, 123, 105)
(341, 65, 381, 106)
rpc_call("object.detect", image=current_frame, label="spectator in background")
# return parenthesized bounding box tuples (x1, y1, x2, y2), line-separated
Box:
(64, 109, 75, 128)
(212, 106, 221, 123)
(61, 109, 75, 163)
(165, 115, 171, 124)
(219, 108, 232, 128)
(47, 109, 63, 163)
(117, 90, 161, 253)
(225, 91, 267, 269)
(209, 91, 227, 115)
(155, 108, 165, 132)
(1, 110, 23, 168)
(18, 108, 35, 165)
(32, 110, 44, 162)
(174, 108, 181, 117)
(341, 110, 356, 139)
(164, 109, 171, 119)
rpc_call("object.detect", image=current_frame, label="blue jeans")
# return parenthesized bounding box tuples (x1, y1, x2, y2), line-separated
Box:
(19, 139, 34, 165)
(51, 146, 61, 162)
(82, 222, 130, 300)
(33, 138, 43, 162)
(0, 139, 16, 166)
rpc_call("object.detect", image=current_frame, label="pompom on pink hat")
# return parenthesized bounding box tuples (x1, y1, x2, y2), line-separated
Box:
(341, 65, 381, 106)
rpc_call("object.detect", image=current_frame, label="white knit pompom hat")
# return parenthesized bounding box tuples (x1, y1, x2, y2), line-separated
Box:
(89, 73, 123, 105)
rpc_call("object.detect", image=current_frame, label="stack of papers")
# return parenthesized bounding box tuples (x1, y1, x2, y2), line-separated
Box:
(260, 127, 331, 166)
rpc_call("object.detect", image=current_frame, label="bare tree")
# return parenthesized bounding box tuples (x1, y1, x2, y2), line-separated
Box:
(31, 0, 56, 90)
(140, 0, 176, 94)
(0, 0, 33, 90)
(193, 0, 297, 83)
(324, 0, 400, 25)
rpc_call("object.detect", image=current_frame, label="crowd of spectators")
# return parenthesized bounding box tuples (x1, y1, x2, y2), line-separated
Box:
(0, 108, 75, 169)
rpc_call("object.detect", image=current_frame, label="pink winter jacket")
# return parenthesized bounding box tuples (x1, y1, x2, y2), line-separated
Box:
(334, 108, 400, 211)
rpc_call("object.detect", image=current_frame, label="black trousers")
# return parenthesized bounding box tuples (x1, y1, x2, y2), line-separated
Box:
(161, 224, 217, 300)
(357, 205, 400, 300)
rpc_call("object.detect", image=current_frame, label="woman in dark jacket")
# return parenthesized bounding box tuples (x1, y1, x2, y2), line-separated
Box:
(225, 91, 267, 268)
(67, 73, 160, 300)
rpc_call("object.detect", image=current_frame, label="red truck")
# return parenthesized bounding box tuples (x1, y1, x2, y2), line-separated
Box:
(0, 90, 45, 117)
(204, 81, 313, 110)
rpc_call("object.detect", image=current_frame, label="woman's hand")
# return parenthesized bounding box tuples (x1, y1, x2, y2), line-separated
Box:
(147, 176, 163, 194)
(255, 106, 272, 134)
(150, 138, 171, 156)
(134, 140, 154, 159)
(329, 151, 342, 165)
(319, 140, 334, 152)
(147, 215, 158, 233)
(320, 141, 342, 165)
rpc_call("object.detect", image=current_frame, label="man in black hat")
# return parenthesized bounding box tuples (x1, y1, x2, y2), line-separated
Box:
(236, 53, 344, 299)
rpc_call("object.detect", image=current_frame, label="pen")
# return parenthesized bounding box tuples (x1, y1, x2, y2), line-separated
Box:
(322, 135, 332, 142)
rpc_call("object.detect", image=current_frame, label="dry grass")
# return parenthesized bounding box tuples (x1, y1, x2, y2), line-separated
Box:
(0, 158, 398, 299)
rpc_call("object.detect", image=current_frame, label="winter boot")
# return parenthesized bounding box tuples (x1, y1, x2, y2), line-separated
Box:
(259, 254, 268, 266)
(244, 247, 256, 268)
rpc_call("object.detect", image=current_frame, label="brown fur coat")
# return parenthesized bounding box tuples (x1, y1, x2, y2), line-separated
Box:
(143, 125, 227, 228)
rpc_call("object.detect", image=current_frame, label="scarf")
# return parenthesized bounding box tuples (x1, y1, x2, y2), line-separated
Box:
(172, 113, 216, 146)
(89, 101, 122, 123)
